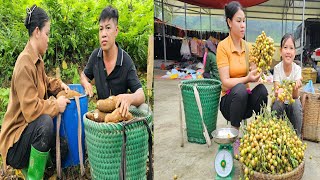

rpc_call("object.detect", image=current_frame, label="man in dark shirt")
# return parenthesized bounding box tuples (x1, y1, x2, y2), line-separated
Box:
(81, 6, 145, 117)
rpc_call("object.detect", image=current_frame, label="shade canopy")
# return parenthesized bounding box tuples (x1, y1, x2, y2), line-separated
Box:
(177, 0, 269, 9)
(155, 0, 320, 22)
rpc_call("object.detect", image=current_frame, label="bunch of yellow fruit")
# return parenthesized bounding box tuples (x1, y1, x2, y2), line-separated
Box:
(238, 107, 306, 180)
(270, 80, 296, 104)
(249, 31, 276, 74)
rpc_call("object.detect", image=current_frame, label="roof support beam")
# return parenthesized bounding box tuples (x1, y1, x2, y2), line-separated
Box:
(200, 7, 202, 39)
(184, 3, 187, 30)
(295, 0, 319, 2)
(209, 9, 211, 31)
(300, 0, 306, 68)
(292, 0, 295, 32)
(161, 0, 167, 62)
(255, 4, 319, 10)
(172, 11, 306, 21)
(245, 10, 316, 16)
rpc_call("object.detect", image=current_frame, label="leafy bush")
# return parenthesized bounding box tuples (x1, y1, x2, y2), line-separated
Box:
(0, 0, 153, 87)
(115, 0, 153, 71)
(0, 88, 10, 126)
(0, 1, 29, 86)
(139, 73, 154, 109)
(41, 0, 99, 70)
(60, 62, 81, 84)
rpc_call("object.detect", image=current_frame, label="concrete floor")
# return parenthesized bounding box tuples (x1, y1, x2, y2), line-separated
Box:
(153, 69, 320, 180)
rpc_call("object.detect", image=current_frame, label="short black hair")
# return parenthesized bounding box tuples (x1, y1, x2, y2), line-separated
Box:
(99, 6, 118, 25)
(24, 4, 49, 37)
(281, 33, 296, 48)
(224, 1, 244, 29)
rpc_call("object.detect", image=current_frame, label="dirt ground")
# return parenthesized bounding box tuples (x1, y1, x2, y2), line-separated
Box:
(153, 69, 320, 180)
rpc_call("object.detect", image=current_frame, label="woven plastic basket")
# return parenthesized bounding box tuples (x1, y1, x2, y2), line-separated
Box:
(300, 90, 320, 142)
(180, 79, 221, 144)
(241, 160, 305, 180)
(83, 107, 152, 180)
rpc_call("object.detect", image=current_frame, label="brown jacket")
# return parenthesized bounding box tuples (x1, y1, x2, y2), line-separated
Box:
(0, 41, 62, 169)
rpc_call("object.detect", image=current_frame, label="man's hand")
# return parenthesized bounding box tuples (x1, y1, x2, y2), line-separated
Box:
(80, 71, 93, 97)
(57, 96, 71, 113)
(84, 82, 93, 97)
(115, 94, 134, 118)
(61, 82, 70, 93)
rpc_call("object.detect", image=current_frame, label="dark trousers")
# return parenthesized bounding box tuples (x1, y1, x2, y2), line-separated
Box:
(203, 72, 211, 79)
(271, 99, 302, 136)
(220, 83, 268, 127)
(7, 114, 54, 169)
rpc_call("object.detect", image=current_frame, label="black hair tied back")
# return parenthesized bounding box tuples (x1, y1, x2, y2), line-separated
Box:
(224, 1, 243, 29)
(24, 4, 49, 37)
(24, 5, 37, 29)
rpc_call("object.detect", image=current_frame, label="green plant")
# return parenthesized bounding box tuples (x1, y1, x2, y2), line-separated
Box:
(42, 0, 99, 70)
(0, 1, 29, 87)
(0, 0, 152, 88)
(88, 85, 97, 112)
(138, 73, 153, 110)
(60, 63, 81, 84)
(0, 88, 10, 126)
(116, 0, 153, 72)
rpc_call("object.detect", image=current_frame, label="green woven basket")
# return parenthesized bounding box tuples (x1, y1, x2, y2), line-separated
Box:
(83, 107, 152, 180)
(180, 79, 221, 144)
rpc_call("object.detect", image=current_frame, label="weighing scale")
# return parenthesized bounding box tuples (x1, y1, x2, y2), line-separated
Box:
(212, 128, 239, 180)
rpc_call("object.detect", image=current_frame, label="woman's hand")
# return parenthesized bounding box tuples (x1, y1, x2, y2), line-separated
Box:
(249, 62, 257, 71)
(247, 69, 261, 83)
(61, 82, 70, 93)
(115, 94, 134, 118)
(57, 96, 70, 113)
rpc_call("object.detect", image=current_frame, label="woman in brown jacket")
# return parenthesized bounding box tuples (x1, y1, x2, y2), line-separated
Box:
(0, 5, 70, 179)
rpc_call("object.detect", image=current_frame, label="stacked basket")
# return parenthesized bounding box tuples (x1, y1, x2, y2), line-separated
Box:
(302, 67, 317, 83)
(300, 90, 320, 142)
(180, 79, 221, 144)
(84, 107, 152, 179)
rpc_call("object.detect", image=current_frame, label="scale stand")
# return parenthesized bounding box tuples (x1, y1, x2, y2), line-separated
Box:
(212, 128, 239, 180)
(214, 144, 234, 180)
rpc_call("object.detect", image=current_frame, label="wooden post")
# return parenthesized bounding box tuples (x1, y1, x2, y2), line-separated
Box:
(147, 35, 154, 100)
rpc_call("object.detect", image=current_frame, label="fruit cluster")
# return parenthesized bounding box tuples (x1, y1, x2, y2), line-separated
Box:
(237, 107, 306, 179)
(270, 80, 296, 104)
(249, 31, 276, 74)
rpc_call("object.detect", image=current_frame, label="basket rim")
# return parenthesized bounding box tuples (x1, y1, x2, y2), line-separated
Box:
(83, 108, 152, 131)
(241, 160, 305, 178)
(299, 89, 320, 95)
(181, 79, 221, 86)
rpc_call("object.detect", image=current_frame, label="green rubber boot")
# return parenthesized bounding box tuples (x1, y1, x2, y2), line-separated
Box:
(26, 146, 49, 180)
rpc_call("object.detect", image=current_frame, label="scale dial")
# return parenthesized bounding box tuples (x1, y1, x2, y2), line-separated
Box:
(214, 149, 233, 177)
